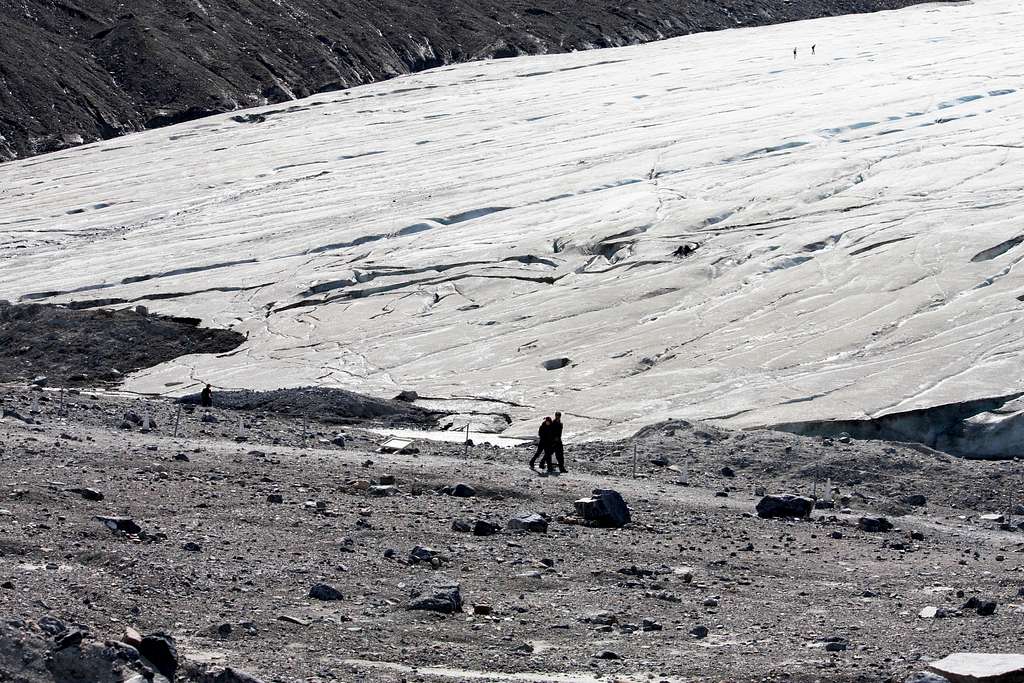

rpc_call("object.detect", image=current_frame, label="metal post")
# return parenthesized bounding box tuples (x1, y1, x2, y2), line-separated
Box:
(173, 404, 182, 439)
(464, 423, 470, 458)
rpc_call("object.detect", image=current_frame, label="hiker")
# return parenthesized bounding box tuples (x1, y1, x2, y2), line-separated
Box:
(811, 44, 816, 55)
(530, 417, 554, 471)
(551, 412, 568, 474)
(793, 47, 798, 60)
(200, 384, 213, 408)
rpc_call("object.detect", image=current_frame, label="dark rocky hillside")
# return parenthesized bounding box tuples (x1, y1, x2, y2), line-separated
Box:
(0, 0, 942, 161)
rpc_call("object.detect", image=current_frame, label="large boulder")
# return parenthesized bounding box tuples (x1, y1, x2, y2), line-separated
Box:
(407, 584, 463, 614)
(927, 653, 1024, 683)
(859, 516, 894, 532)
(574, 489, 631, 528)
(755, 495, 813, 519)
(508, 512, 549, 533)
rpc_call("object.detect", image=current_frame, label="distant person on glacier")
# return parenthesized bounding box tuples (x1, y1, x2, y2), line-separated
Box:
(793, 47, 798, 60)
(530, 416, 554, 472)
(200, 384, 213, 408)
(811, 44, 816, 55)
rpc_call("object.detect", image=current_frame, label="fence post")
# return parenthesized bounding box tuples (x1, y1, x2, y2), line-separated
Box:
(464, 423, 470, 458)
(173, 404, 182, 439)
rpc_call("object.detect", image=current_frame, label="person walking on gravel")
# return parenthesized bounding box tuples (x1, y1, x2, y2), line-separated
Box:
(551, 412, 568, 474)
(530, 416, 554, 472)
(200, 384, 213, 408)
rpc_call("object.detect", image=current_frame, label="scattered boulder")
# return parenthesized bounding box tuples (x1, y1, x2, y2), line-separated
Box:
(451, 519, 473, 533)
(573, 489, 631, 528)
(138, 632, 178, 681)
(266, 494, 284, 504)
(67, 487, 104, 501)
(508, 512, 548, 533)
(919, 606, 949, 619)
(905, 673, 951, 683)
(720, 466, 735, 478)
(755, 494, 813, 519)
(541, 357, 571, 371)
(473, 520, 501, 536)
(407, 584, 463, 613)
(95, 516, 142, 535)
(409, 546, 442, 564)
(444, 483, 476, 498)
(394, 390, 419, 402)
(964, 597, 997, 616)
(308, 583, 343, 601)
(690, 625, 709, 639)
(927, 653, 1024, 683)
(594, 650, 622, 660)
(859, 517, 893, 532)
(579, 611, 617, 625)
(903, 494, 927, 507)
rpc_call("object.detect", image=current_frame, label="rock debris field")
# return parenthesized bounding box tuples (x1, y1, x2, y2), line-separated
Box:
(2, 385, 1024, 682)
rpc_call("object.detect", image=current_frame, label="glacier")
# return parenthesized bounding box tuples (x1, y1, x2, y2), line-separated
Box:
(1, 0, 1022, 442)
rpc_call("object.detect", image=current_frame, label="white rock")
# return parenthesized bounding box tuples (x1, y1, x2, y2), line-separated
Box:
(927, 653, 1024, 683)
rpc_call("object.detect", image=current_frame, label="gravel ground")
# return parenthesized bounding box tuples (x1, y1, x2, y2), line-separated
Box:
(1, 385, 1023, 682)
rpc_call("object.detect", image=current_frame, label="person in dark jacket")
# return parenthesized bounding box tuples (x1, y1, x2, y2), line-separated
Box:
(551, 412, 567, 473)
(530, 417, 554, 471)
(200, 384, 213, 408)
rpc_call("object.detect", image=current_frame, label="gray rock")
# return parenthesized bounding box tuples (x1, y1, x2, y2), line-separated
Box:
(266, 494, 284, 504)
(68, 487, 104, 501)
(308, 583, 343, 601)
(574, 489, 631, 528)
(690, 625, 709, 638)
(859, 516, 893, 532)
(451, 519, 473, 532)
(755, 494, 813, 519)
(444, 483, 476, 498)
(139, 632, 177, 681)
(903, 494, 928, 507)
(409, 546, 440, 563)
(905, 673, 950, 683)
(407, 584, 463, 613)
(473, 520, 501, 536)
(579, 611, 617, 625)
(508, 512, 548, 533)
(95, 516, 142, 535)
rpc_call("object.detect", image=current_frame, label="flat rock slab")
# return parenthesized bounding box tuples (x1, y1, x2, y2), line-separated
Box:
(928, 653, 1024, 683)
